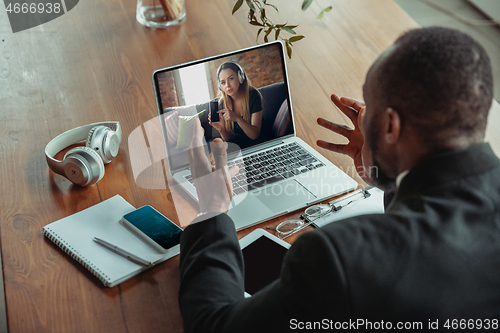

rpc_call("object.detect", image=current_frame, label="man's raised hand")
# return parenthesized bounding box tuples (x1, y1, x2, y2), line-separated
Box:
(317, 94, 374, 184)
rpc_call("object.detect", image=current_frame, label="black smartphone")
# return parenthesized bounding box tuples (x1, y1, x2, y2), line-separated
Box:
(121, 206, 183, 252)
(209, 99, 219, 122)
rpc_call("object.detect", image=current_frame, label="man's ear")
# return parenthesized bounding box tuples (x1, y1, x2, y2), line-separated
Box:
(384, 107, 401, 144)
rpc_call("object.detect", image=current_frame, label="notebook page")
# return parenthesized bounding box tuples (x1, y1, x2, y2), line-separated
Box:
(44, 195, 178, 287)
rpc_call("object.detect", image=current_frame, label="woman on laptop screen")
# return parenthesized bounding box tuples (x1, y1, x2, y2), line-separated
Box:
(209, 61, 263, 148)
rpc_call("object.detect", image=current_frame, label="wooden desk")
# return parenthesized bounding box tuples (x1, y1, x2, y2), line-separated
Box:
(0, 0, 496, 332)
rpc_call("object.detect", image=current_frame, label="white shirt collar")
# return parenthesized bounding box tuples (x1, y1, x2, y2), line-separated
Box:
(396, 170, 410, 188)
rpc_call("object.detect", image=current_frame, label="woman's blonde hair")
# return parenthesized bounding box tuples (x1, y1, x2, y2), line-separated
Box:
(217, 62, 252, 134)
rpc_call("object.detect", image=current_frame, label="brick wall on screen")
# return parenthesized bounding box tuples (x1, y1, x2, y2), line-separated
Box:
(210, 43, 284, 94)
(157, 71, 179, 109)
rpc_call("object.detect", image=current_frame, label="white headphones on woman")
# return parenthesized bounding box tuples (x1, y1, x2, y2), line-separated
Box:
(45, 122, 122, 186)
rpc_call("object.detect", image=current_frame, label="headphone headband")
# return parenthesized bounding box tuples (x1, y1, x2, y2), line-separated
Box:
(45, 121, 121, 176)
(217, 61, 244, 75)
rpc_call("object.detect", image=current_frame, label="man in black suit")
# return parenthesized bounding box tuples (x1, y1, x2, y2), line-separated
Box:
(178, 27, 500, 332)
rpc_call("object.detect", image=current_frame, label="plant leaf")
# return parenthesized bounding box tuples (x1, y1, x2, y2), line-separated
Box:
(317, 6, 332, 18)
(232, 0, 244, 14)
(282, 26, 296, 34)
(302, 0, 313, 11)
(275, 28, 280, 40)
(246, 0, 256, 12)
(248, 9, 256, 21)
(250, 21, 264, 26)
(264, 28, 272, 43)
(285, 41, 292, 58)
(289, 35, 305, 43)
(266, 3, 278, 12)
(256, 27, 264, 43)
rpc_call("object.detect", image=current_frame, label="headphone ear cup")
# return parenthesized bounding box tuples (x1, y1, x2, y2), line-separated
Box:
(63, 147, 105, 186)
(86, 125, 120, 164)
(86, 126, 100, 147)
(238, 69, 245, 84)
(86, 125, 106, 160)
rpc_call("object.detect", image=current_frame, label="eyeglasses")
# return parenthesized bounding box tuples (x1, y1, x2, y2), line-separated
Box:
(268, 188, 372, 240)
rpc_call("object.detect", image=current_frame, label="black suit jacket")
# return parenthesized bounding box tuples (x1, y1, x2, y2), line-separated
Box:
(179, 143, 500, 332)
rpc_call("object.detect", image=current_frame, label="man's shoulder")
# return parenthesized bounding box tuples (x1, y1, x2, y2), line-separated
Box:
(318, 212, 405, 240)
(307, 212, 416, 266)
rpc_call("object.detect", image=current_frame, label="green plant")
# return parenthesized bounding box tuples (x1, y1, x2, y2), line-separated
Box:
(232, 0, 332, 58)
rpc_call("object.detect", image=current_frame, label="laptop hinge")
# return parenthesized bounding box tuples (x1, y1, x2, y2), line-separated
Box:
(229, 138, 285, 159)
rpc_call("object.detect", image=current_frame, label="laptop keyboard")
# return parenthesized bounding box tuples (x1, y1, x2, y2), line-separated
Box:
(185, 142, 325, 196)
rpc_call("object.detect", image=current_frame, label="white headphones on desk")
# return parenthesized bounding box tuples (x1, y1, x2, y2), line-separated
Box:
(45, 121, 122, 186)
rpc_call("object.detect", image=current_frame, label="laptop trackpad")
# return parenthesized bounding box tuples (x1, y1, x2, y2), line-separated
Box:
(255, 179, 315, 213)
(228, 180, 315, 231)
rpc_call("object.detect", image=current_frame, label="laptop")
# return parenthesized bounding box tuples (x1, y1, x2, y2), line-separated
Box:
(152, 41, 358, 230)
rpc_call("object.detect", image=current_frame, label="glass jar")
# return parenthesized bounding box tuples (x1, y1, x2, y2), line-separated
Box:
(136, 0, 186, 28)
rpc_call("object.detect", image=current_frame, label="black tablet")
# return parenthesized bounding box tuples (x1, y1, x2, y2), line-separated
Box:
(239, 228, 290, 296)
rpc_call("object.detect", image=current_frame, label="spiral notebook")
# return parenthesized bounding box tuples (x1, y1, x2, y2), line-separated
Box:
(43, 195, 180, 287)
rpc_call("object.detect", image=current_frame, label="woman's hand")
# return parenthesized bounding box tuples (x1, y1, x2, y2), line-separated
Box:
(219, 109, 239, 123)
(209, 109, 226, 133)
(317, 94, 375, 185)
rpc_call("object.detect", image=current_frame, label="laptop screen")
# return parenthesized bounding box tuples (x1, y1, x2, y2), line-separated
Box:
(152, 41, 294, 172)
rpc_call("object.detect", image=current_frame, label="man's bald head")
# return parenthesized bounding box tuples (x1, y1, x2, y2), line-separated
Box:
(371, 27, 493, 153)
